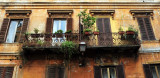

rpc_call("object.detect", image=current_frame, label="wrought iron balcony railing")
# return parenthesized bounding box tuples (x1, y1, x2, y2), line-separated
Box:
(23, 33, 140, 48)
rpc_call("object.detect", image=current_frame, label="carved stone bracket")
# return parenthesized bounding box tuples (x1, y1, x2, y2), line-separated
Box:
(6, 10, 32, 17)
(89, 10, 115, 19)
(47, 10, 73, 17)
(130, 10, 154, 20)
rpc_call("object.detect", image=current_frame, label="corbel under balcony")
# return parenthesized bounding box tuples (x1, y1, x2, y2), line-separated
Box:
(6, 10, 32, 17)
(47, 10, 73, 17)
(89, 10, 115, 19)
(130, 10, 153, 20)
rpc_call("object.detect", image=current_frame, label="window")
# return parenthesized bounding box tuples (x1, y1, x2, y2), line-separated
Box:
(6, 20, 23, 43)
(94, 65, 125, 78)
(143, 64, 160, 78)
(137, 17, 155, 40)
(53, 19, 67, 33)
(47, 66, 65, 78)
(0, 67, 14, 78)
(101, 67, 117, 78)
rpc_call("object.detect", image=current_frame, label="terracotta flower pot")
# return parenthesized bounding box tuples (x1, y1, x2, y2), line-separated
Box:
(118, 31, 125, 35)
(126, 31, 135, 35)
(93, 32, 99, 35)
(85, 32, 91, 35)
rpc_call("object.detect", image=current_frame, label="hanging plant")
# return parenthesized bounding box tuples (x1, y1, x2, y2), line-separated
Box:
(60, 41, 79, 59)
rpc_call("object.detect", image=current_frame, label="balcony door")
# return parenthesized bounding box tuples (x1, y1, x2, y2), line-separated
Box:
(96, 18, 112, 46)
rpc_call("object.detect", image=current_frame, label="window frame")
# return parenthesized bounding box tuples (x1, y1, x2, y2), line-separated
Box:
(6, 19, 24, 43)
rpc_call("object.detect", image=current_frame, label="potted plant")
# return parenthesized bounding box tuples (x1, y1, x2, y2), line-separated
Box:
(84, 28, 92, 35)
(31, 28, 40, 38)
(36, 40, 44, 47)
(78, 9, 96, 35)
(55, 30, 63, 38)
(65, 30, 72, 34)
(118, 26, 125, 35)
(93, 30, 99, 35)
(126, 26, 136, 35)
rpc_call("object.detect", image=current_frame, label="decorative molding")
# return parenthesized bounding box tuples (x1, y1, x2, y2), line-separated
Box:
(5, 10, 32, 17)
(130, 10, 153, 20)
(90, 10, 115, 19)
(47, 10, 73, 17)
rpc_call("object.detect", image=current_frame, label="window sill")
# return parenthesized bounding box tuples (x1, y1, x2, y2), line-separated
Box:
(140, 40, 160, 43)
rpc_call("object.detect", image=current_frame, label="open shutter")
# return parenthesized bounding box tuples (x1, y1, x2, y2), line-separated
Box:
(4, 67, 14, 78)
(45, 18, 53, 41)
(19, 18, 29, 42)
(144, 17, 155, 40)
(143, 64, 153, 78)
(58, 66, 65, 78)
(0, 18, 10, 43)
(67, 18, 73, 32)
(116, 65, 125, 78)
(47, 66, 57, 78)
(94, 66, 101, 78)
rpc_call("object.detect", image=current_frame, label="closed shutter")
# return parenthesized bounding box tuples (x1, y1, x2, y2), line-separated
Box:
(0, 18, 10, 43)
(4, 67, 14, 78)
(143, 64, 153, 78)
(19, 18, 29, 42)
(45, 18, 53, 41)
(58, 66, 65, 78)
(96, 18, 112, 46)
(116, 65, 125, 78)
(0, 67, 4, 78)
(137, 17, 155, 40)
(144, 17, 155, 40)
(67, 18, 73, 32)
(47, 66, 57, 78)
(94, 66, 101, 78)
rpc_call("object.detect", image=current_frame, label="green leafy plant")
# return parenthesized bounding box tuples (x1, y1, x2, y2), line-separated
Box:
(83, 28, 92, 32)
(78, 9, 96, 29)
(55, 30, 63, 34)
(119, 26, 123, 31)
(34, 28, 39, 34)
(25, 32, 30, 35)
(37, 40, 43, 46)
(60, 41, 79, 59)
(65, 30, 72, 33)
(95, 30, 99, 32)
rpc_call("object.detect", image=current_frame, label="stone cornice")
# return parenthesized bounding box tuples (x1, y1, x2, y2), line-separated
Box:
(0, 2, 160, 6)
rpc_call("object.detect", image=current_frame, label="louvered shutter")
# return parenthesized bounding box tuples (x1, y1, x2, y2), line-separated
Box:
(137, 17, 155, 40)
(0, 18, 10, 43)
(137, 17, 148, 40)
(143, 64, 153, 78)
(45, 18, 53, 41)
(67, 18, 73, 32)
(47, 66, 57, 78)
(116, 65, 125, 78)
(4, 67, 14, 78)
(58, 66, 65, 78)
(19, 18, 29, 42)
(94, 66, 101, 78)
(0, 67, 4, 78)
(144, 17, 155, 40)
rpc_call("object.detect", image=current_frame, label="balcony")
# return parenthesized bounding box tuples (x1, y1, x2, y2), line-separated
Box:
(22, 32, 140, 54)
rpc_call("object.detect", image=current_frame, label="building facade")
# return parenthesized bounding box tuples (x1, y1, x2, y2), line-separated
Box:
(0, 0, 160, 78)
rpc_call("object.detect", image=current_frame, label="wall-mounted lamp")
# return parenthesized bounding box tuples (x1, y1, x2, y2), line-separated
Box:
(79, 42, 86, 52)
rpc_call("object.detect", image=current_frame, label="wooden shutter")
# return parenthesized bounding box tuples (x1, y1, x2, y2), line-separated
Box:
(0, 67, 4, 78)
(144, 17, 155, 40)
(137, 17, 155, 40)
(0, 18, 10, 43)
(96, 18, 113, 46)
(143, 64, 153, 78)
(47, 66, 57, 78)
(116, 65, 125, 78)
(19, 18, 29, 42)
(45, 18, 53, 41)
(94, 66, 101, 78)
(58, 66, 65, 78)
(4, 67, 14, 78)
(67, 18, 73, 31)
